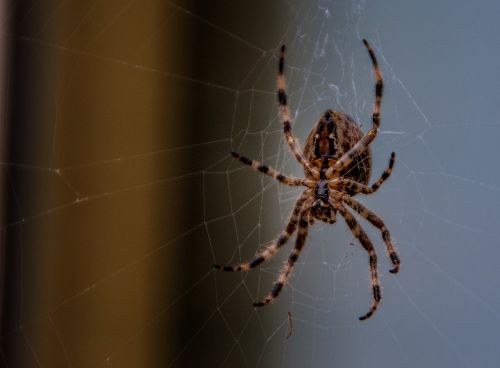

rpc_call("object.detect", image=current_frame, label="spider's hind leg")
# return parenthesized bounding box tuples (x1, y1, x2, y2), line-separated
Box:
(276, 45, 319, 179)
(325, 39, 384, 178)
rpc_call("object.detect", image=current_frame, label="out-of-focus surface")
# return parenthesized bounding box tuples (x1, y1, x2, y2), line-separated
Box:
(1, 0, 190, 366)
(1, 0, 500, 367)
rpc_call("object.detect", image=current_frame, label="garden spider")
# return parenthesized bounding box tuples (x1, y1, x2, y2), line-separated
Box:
(214, 39, 400, 321)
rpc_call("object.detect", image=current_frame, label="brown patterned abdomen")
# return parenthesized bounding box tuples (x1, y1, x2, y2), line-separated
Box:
(303, 110, 371, 191)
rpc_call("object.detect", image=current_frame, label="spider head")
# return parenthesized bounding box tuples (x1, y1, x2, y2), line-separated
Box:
(311, 199, 336, 224)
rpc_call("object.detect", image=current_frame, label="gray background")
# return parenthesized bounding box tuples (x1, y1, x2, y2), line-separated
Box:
(201, 0, 500, 367)
(1, 0, 499, 367)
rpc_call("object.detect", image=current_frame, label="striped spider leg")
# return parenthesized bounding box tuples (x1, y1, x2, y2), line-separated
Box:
(277, 45, 320, 180)
(334, 202, 381, 320)
(331, 191, 400, 274)
(214, 191, 312, 273)
(325, 39, 384, 180)
(333, 151, 396, 194)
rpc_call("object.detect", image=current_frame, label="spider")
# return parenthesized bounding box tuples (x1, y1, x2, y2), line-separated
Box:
(214, 39, 400, 321)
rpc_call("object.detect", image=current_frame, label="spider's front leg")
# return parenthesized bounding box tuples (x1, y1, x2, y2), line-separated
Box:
(253, 204, 311, 307)
(333, 191, 400, 273)
(214, 191, 311, 272)
(336, 203, 381, 320)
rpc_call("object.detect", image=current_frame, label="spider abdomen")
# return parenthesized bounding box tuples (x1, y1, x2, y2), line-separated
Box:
(303, 110, 371, 191)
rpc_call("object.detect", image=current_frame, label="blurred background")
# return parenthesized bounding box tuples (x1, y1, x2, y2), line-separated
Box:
(1, 0, 500, 367)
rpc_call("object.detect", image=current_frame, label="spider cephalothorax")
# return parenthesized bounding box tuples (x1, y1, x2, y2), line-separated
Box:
(311, 179, 335, 224)
(215, 39, 400, 321)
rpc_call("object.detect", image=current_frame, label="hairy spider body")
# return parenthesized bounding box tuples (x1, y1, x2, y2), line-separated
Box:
(307, 110, 370, 224)
(215, 39, 400, 321)
(311, 178, 334, 224)
(304, 110, 371, 190)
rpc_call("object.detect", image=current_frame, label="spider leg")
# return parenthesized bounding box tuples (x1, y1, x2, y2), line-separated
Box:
(332, 191, 400, 273)
(253, 205, 311, 307)
(214, 192, 312, 272)
(277, 45, 319, 179)
(332, 152, 395, 194)
(337, 203, 381, 320)
(230, 151, 311, 187)
(326, 39, 383, 179)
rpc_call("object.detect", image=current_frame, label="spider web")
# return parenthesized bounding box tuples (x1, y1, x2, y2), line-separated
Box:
(1, 0, 500, 367)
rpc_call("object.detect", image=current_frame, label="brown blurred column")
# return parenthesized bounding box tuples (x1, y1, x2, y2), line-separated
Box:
(1, 0, 191, 366)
